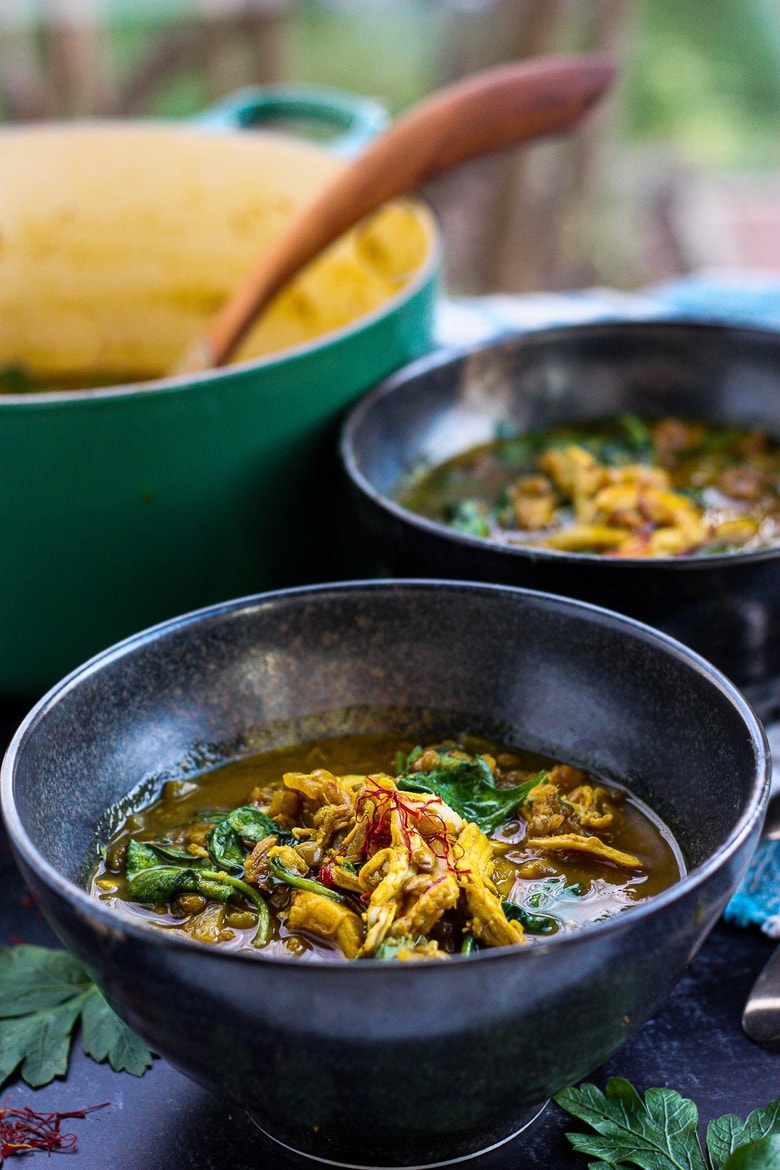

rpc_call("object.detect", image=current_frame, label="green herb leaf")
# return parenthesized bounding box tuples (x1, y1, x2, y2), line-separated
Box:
(404, 746, 423, 770)
(0, 1000, 83, 1088)
(722, 1135, 780, 1170)
(124, 851, 271, 947)
(208, 805, 294, 873)
(617, 412, 654, 460)
(200, 870, 272, 946)
(708, 1101, 780, 1169)
(126, 865, 233, 905)
(227, 806, 294, 845)
(80, 989, 154, 1076)
(206, 820, 247, 874)
(555, 1077, 708, 1170)
(269, 857, 347, 905)
(398, 751, 544, 833)
(0, 945, 154, 1090)
(125, 838, 161, 878)
(0, 944, 92, 1016)
(448, 499, 492, 538)
(501, 900, 556, 934)
(146, 842, 209, 865)
(557, 1079, 780, 1170)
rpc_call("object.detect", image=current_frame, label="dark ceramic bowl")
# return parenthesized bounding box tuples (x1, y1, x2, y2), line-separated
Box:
(1, 581, 770, 1168)
(340, 322, 780, 718)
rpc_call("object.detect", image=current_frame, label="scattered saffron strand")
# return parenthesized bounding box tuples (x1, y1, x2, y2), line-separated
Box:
(0, 1103, 108, 1163)
(358, 779, 457, 865)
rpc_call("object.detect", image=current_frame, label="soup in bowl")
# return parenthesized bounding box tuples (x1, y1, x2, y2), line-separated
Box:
(1, 581, 768, 1166)
(90, 729, 685, 962)
(341, 322, 780, 714)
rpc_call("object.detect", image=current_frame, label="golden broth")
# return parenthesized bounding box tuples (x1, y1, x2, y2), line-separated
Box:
(398, 414, 780, 558)
(90, 732, 684, 963)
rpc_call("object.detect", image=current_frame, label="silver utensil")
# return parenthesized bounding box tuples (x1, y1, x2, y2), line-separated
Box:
(759, 790, 780, 843)
(741, 791, 780, 1047)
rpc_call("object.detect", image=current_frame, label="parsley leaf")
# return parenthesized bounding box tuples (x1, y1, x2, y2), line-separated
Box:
(556, 1079, 780, 1170)
(723, 1136, 780, 1169)
(79, 990, 153, 1077)
(708, 1101, 780, 1168)
(0, 945, 154, 1089)
(555, 1078, 708, 1170)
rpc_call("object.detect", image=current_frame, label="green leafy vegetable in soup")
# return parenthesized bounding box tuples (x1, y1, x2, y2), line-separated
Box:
(398, 413, 780, 557)
(0, 363, 134, 394)
(90, 733, 683, 962)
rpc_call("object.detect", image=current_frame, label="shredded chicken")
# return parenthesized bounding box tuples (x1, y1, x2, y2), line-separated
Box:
(285, 890, 363, 960)
(118, 740, 657, 961)
(346, 778, 463, 956)
(455, 823, 524, 947)
(535, 443, 708, 555)
(528, 833, 641, 870)
(523, 770, 617, 838)
(237, 755, 649, 957)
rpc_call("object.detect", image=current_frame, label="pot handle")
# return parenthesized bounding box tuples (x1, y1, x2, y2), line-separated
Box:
(190, 84, 389, 157)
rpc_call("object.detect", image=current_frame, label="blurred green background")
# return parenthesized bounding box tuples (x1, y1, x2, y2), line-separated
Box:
(3, 0, 780, 291)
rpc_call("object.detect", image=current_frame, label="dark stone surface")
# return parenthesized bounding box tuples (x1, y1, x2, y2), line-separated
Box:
(1, 696, 778, 1170)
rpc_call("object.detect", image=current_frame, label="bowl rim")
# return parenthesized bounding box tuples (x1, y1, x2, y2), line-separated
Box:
(340, 319, 780, 571)
(1, 578, 771, 973)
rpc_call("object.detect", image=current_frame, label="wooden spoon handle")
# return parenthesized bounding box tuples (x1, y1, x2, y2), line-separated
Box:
(183, 54, 614, 372)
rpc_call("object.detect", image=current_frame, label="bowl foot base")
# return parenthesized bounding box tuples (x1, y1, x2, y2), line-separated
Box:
(246, 1099, 548, 1168)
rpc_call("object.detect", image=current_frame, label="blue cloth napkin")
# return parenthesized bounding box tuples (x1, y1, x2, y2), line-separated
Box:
(437, 274, 780, 937)
(724, 723, 780, 938)
(435, 272, 780, 346)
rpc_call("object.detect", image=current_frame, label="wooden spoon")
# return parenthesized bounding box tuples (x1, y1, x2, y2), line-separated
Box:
(177, 54, 614, 374)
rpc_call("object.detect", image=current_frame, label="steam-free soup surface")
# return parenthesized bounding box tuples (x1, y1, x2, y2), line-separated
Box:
(91, 732, 683, 962)
(398, 414, 780, 557)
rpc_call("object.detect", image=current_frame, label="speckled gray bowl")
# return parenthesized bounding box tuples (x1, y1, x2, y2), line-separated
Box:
(0, 581, 771, 1168)
(340, 322, 780, 717)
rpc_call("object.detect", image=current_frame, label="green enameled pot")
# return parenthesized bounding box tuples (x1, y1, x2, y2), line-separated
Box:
(0, 88, 440, 694)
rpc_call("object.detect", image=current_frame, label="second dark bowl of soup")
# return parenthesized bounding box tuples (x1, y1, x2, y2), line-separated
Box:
(340, 321, 780, 714)
(0, 580, 770, 1168)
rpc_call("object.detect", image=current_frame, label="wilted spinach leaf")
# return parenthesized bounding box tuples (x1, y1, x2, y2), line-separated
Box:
(269, 858, 347, 905)
(502, 901, 556, 934)
(398, 749, 545, 833)
(208, 805, 294, 874)
(126, 865, 233, 905)
(207, 820, 247, 874)
(125, 839, 161, 878)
